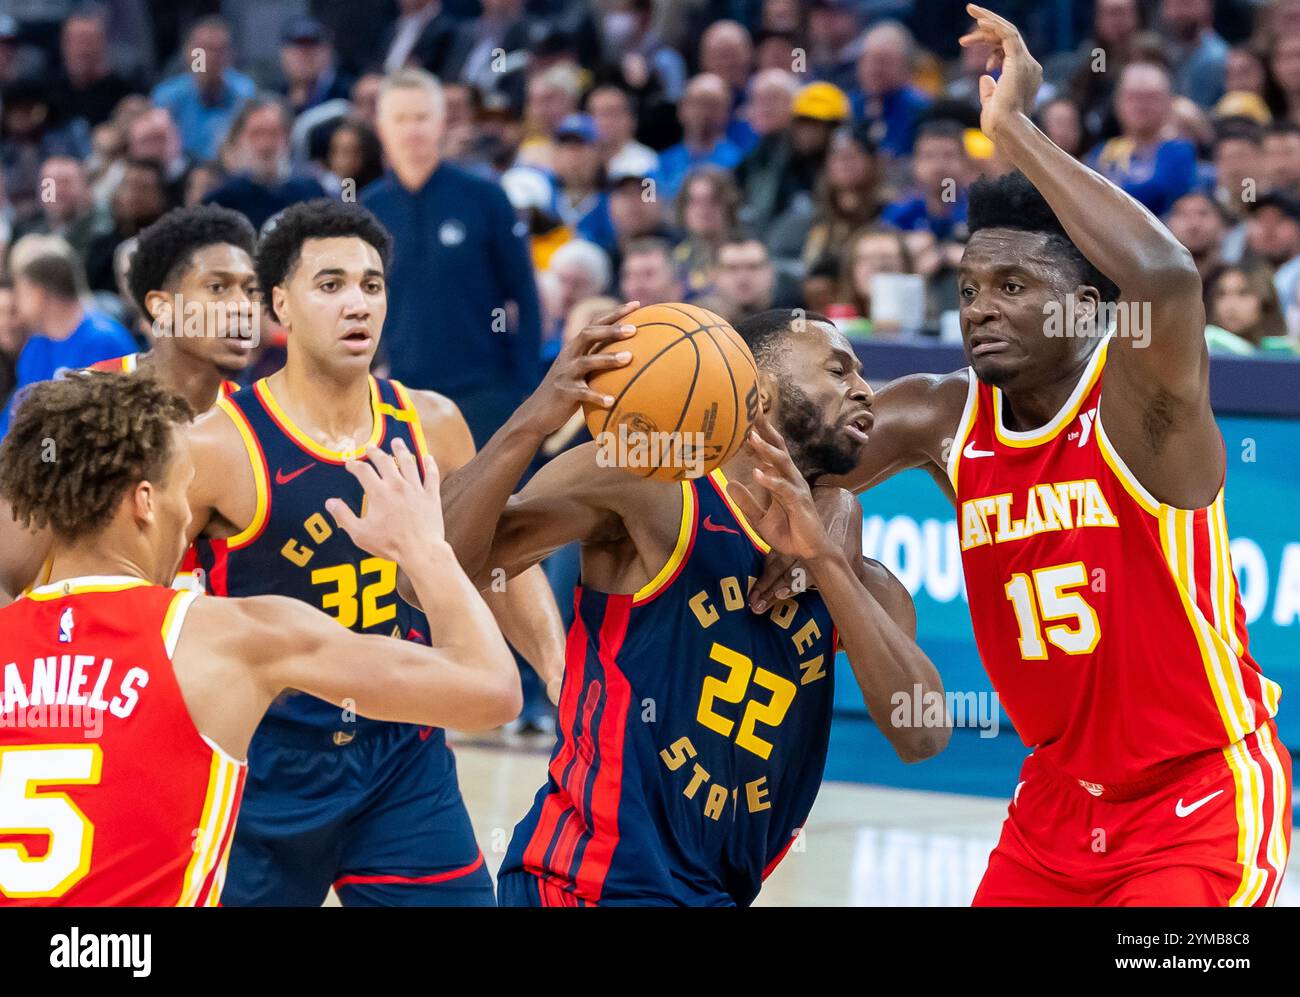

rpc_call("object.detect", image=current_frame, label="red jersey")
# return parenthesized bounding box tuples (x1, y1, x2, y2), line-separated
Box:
(87, 353, 239, 399)
(948, 335, 1280, 790)
(0, 577, 245, 906)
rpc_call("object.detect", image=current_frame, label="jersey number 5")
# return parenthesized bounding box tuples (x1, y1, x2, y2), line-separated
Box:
(1004, 561, 1100, 659)
(0, 744, 102, 899)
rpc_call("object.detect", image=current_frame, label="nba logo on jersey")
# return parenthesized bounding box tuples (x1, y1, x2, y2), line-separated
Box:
(58, 606, 74, 643)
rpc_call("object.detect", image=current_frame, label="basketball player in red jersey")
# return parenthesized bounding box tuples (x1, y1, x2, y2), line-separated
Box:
(86, 205, 260, 410)
(0, 206, 260, 598)
(757, 5, 1290, 906)
(0, 373, 519, 906)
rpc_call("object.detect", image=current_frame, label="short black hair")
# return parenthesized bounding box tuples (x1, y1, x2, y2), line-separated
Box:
(914, 117, 968, 149)
(127, 205, 256, 317)
(1214, 116, 1264, 148)
(735, 308, 835, 371)
(967, 170, 1120, 303)
(255, 199, 393, 322)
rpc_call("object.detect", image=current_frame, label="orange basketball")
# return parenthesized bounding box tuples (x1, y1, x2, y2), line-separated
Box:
(582, 303, 759, 481)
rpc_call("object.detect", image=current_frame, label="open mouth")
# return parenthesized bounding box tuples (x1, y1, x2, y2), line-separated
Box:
(844, 410, 874, 443)
(341, 327, 373, 351)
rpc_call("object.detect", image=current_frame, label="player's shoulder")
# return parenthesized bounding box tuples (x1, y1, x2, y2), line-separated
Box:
(858, 556, 917, 636)
(399, 385, 464, 431)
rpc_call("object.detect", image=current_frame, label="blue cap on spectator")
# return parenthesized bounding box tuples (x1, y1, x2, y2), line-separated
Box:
(281, 15, 330, 45)
(555, 113, 598, 144)
(0, 15, 18, 42)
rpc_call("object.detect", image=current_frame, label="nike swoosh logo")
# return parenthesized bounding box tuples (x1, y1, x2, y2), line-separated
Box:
(1175, 789, 1224, 817)
(963, 441, 995, 459)
(275, 462, 315, 485)
(702, 515, 740, 535)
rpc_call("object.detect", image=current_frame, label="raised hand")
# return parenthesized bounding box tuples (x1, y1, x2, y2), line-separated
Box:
(959, 4, 1043, 142)
(725, 416, 836, 564)
(518, 301, 640, 437)
(326, 438, 444, 563)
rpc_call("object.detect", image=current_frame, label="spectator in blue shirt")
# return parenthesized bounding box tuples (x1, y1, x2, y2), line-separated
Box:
(849, 21, 932, 157)
(1, 245, 134, 436)
(653, 74, 746, 202)
(882, 119, 971, 241)
(1086, 63, 1197, 218)
(364, 68, 540, 447)
(549, 113, 614, 250)
(150, 16, 256, 161)
(203, 96, 325, 231)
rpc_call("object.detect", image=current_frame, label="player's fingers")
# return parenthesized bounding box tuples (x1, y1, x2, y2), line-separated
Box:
(747, 426, 801, 482)
(593, 301, 641, 327)
(753, 466, 802, 505)
(575, 323, 637, 355)
(389, 436, 421, 485)
(576, 386, 617, 409)
(749, 551, 795, 612)
(725, 477, 766, 526)
(365, 445, 401, 484)
(325, 496, 363, 535)
(574, 350, 633, 374)
(343, 456, 382, 492)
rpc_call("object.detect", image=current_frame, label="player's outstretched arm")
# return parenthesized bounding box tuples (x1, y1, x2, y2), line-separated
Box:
(727, 420, 950, 764)
(179, 436, 521, 757)
(440, 303, 639, 580)
(961, 4, 1206, 391)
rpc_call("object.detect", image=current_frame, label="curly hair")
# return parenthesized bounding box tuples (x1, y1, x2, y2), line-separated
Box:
(255, 199, 393, 322)
(967, 169, 1120, 303)
(127, 205, 256, 319)
(0, 373, 193, 542)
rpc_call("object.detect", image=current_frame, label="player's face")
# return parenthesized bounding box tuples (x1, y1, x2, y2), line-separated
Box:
(959, 229, 1097, 391)
(770, 321, 873, 480)
(274, 236, 387, 374)
(152, 243, 259, 376)
(149, 427, 195, 584)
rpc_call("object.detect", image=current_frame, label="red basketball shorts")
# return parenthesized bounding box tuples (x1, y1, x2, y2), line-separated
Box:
(973, 721, 1292, 906)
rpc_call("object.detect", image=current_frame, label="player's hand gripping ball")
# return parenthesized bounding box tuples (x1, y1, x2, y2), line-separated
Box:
(581, 303, 759, 481)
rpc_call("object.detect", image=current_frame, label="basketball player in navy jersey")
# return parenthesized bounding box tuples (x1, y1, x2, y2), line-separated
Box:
(0, 201, 570, 905)
(440, 307, 950, 906)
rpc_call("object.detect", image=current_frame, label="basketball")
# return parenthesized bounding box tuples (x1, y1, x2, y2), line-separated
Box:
(582, 303, 760, 481)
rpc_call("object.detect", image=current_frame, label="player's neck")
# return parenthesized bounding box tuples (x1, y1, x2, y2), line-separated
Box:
(142, 345, 227, 414)
(998, 346, 1096, 432)
(267, 361, 375, 448)
(44, 541, 155, 589)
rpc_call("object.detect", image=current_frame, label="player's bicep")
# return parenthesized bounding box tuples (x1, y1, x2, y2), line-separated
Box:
(488, 445, 625, 580)
(860, 557, 917, 640)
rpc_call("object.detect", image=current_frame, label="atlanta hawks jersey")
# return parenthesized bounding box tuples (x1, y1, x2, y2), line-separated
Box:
(500, 469, 838, 906)
(948, 334, 1281, 790)
(190, 375, 432, 735)
(0, 578, 244, 906)
(87, 352, 240, 399)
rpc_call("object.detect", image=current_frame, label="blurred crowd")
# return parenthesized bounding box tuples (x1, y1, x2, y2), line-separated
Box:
(2, 0, 1300, 425)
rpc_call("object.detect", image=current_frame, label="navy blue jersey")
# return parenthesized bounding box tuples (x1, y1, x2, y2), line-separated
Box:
(192, 375, 434, 737)
(500, 469, 837, 906)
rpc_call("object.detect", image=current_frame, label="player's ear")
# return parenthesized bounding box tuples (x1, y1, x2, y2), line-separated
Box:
(271, 285, 290, 331)
(130, 480, 157, 527)
(143, 290, 172, 338)
(756, 370, 779, 416)
(1071, 284, 1101, 335)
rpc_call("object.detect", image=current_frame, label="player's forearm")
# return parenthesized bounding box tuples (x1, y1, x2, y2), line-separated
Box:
(399, 539, 517, 691)
(485, 564, 567, 687)
(998, 112, 1198, 300)
(440, 410, 547, 577)
(805, 550, 949, 763)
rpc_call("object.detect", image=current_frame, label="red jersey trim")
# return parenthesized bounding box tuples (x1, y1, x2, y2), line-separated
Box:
(253, 376, 386, 464)
(990, 335, 1109, 449)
